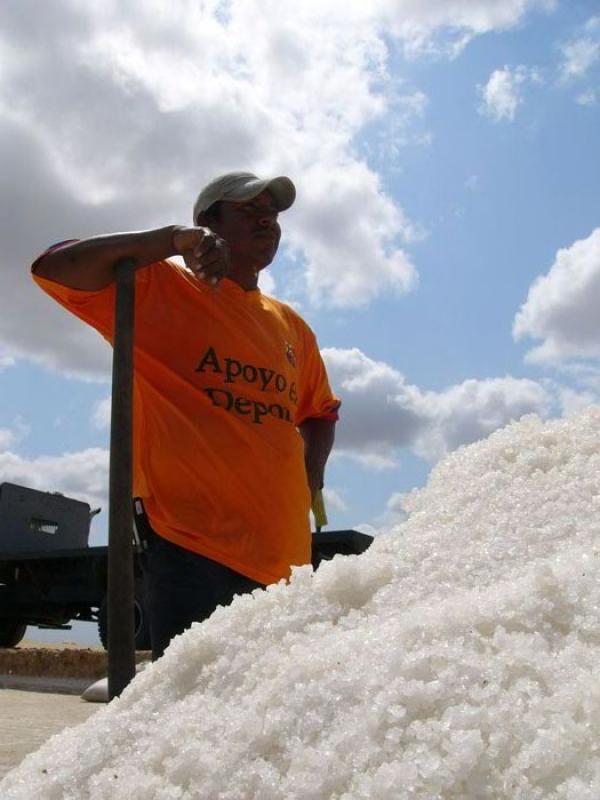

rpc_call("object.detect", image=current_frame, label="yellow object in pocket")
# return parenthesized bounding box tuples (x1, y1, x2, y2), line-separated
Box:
(311, 489, 328, 530)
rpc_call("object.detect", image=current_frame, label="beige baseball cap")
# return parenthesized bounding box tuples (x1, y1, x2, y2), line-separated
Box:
(193, 171, 296, 224)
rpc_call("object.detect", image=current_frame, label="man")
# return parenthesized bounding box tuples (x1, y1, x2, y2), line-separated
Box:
(32, 171, 340, 659)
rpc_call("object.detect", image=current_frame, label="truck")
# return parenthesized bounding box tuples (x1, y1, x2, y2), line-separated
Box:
(0, 482, 373, 650)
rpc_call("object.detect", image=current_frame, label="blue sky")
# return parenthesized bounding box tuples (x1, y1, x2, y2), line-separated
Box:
(1, 1, 599, 642)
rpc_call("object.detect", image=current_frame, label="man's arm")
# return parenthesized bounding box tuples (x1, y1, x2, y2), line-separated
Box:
(298, 418, 336, 499)
(32, 226, 231, 291)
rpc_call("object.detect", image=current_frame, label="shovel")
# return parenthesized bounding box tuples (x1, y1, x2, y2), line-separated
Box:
(107, 257, 137, 700)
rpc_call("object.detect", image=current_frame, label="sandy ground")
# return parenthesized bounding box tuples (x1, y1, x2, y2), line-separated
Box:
(17, 638, 103, 650)
(0, 640, 150, 779)
(1, 639, 149, 685)
(0, 689, 98, 780)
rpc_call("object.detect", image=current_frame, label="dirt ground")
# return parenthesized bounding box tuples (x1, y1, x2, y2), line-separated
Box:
(0, 689, 98, 780)
(0, 640, 150, 780)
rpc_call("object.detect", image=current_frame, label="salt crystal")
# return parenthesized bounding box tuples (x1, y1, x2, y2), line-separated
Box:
(3, 408, 600, 798)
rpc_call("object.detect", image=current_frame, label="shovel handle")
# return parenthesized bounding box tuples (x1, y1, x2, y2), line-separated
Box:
(107, 257, 137, 700)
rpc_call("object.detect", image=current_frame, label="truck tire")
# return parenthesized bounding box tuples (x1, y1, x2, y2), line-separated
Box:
(98, 596, 152, 652)
(0, 619, 27, 648)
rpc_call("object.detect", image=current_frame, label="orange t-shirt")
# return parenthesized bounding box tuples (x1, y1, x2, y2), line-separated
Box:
(32, 257, 340, 584)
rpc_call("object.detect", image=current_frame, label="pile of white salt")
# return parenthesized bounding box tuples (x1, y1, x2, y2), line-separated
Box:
(3, 408, 600, 799)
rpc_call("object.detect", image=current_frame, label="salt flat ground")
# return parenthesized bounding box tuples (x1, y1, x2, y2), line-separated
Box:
(1, 640, 101, 780)
(0, 689, 97, 779)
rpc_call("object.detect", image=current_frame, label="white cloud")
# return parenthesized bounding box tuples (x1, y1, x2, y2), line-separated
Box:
(558, 388, 597, 417)
(576, 89, 598, 106)
(386, 0, 556, 59)
(332, 450, 401, 471)
(585, 16, 600, 33)
(556, 16, 600, 105)
(0, 417, 31, 451)
(559, 35, 600, 81)
(322, 347, 424, 463)
(365, 489, 409, 531)
(513, 227, 600, 364)
(0, 350, 15, 371)
(0, 447, 109, 510)
(0, 0, 554, 377)
(323, 347, 551, 466)
(322, 488, 348, 513)
(386, 492, 407, 515)
(557, 363, 600, 395)
(413, 376, 551, 461)
(371, 90, 433, 166)
(478, 65, 533, 122)
(384, 491, 409, 525)
(291, 164, 418, 308)
(92, 397, 112, 430)
(259, 270, 276, 296)
(543, 366, 600, 415)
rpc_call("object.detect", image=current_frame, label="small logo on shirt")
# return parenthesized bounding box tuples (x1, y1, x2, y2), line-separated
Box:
(285, 342, 296, 368)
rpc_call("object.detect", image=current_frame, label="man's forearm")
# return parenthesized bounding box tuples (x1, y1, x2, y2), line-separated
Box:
(298, 418, 336, 497)
(32, 226, 179, 291)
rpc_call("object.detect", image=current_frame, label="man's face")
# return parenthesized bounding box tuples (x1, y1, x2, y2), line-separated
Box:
(208, 190, 281, 271)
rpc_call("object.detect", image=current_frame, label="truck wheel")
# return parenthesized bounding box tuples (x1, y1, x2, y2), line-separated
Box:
(98, 596, 151, 652)
(0, 619, 27, 648)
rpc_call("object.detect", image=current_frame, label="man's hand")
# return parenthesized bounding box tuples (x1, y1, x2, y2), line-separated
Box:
(173, 226, 231, 286)
(305, 464, 324, 500)
(298, 418, 336, 501)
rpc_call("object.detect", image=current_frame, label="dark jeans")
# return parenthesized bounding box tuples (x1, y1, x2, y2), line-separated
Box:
(136, 508, 264, 660)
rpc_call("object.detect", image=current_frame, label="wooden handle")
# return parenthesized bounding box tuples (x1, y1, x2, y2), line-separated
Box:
(107, 257, 137, 699)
